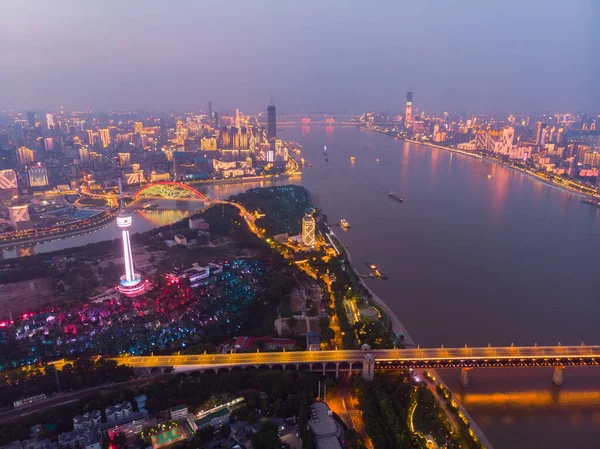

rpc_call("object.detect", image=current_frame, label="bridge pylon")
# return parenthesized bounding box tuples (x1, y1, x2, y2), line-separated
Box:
(552, 366, 564, 386)
(460, 368, 472, 387)
(362, 354, 375, 381)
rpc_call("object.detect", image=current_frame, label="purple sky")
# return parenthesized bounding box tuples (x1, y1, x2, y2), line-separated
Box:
(1, 0, 598, 114)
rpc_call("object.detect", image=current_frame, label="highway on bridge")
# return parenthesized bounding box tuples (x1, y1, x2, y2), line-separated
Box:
(94, 345, 600, 371)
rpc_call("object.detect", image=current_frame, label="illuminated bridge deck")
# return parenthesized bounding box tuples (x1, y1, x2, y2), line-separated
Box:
(105, 346, 600, 371)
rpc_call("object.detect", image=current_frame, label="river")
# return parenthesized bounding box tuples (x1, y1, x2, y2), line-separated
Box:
(6, 125, 600, 448)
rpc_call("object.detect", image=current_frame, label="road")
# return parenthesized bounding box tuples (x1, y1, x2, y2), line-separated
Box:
(327, 382, 373, 448)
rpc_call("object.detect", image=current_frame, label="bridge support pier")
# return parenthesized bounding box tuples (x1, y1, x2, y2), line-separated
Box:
(362, 354, 375, 382)
(552, 366, 564, 386)
(335, 364, 339, 379)
(460, 368, 472, 387)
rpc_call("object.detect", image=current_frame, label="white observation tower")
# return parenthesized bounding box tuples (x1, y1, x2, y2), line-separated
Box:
(116, 177, 147, 296)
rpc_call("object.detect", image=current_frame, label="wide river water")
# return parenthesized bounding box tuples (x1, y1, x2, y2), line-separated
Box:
(6, 125, 600, 448)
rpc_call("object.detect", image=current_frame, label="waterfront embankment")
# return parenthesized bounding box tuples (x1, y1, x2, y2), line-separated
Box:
(405, 136, 599, 200)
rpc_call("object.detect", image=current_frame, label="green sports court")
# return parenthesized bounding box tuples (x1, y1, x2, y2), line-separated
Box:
(151, 426, 186, 449)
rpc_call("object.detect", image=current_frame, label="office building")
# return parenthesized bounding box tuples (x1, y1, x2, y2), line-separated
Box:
(86, 130, 95, 146)
(17, 146, 35, 165)
(267, 103, 277, 141)
(302, 213, 316, 247)
(99, 128, 111, 148)
(208, 101, 213, 122)
(27, 165, 49, 187)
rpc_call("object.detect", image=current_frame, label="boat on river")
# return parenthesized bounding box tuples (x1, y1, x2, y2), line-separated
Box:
(388, 191, 403, 202)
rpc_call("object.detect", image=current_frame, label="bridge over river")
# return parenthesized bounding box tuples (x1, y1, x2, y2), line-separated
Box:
(52, 345, 600, 387)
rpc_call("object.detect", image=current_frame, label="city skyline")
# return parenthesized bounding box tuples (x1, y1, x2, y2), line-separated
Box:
(1, 1, 598, 114)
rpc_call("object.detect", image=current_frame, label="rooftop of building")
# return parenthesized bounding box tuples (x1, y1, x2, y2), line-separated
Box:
(308, 402, 338, 438)
(170, 404, 187, 412)
(58, 427, 100, 447)
(194, 408, 230, 428)
(100, 411, 146, 431)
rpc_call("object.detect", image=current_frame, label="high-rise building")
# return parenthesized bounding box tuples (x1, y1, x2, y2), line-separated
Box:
(17, 146, 35, 165)
(79, 146, 90, 163)
(134, 122, 143, 135)
(267, 104, 277, 141)
(405, 91, 413, 126)
(87, 130, 95, 146)
(214, 112, 220, 129)
(208, 101, 213, 122)
(27, 164, 49, 187)
(44, 137, 54, 151)
(99, 128, 111, 148)
(536, 122, 547, 145)
(301, 213, 316, 247)
(46, 113, 55, 129)
(27, 112, 35, 127)
(118, 152, 131, 166)
(116, 178, 146, 296)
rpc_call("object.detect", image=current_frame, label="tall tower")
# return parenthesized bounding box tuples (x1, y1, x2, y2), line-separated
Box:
(267, 103, 277, 141)
(116, 178, 145, 296)
(405, 91, 413, 127)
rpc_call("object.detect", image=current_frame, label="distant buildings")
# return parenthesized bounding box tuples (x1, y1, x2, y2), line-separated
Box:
(267, 103, 277, 147)
(301, 213, 316, 247)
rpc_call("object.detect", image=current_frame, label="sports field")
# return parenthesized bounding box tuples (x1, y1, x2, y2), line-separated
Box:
(151, 426, 186, 449)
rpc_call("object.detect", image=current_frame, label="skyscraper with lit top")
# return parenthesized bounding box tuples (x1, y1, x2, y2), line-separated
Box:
(405, 90, 413, 127)
(116, 177, 147, 296)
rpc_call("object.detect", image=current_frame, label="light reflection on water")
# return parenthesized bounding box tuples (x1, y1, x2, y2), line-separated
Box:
(0, 177, 301, 260)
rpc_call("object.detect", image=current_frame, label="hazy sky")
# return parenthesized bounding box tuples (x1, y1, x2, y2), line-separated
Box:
(1, 0, 598, 114)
